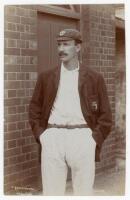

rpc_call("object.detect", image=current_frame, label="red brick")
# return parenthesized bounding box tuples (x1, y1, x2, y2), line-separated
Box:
(5, 15, 20, 23)
(5, 48, 20, 56)
(25, 121, 31, 129)
(5, 65, 21, 72)
(16, 89, 25, 97)
(16, 24, 25, 32)
(29, 10, 37, 18)
(8, 106, 17, 114)
(29, 25, 37, 34)
(21, 17, 36, 25)
(7, 39, 17, 48)
(5, 147, 21, 157)
(21, 97, 30, 105)
(5, 114, 21, 123)
(8, 140, 17, 148)
(7, 123, 17, 132)
(30, 88, 35, 96)
(29, 166, 38, 174)
(6, 22, 16, 31)
(8, 155, 21, 165)
(29, 40, 37, 49)
(15, 7, 29, 17)
(25, 152, 31, 160)
(21, 113, 28, 121)
(4, 6, 16, 16)
(21, 49, 37, 56)
(30, 136, 36, 144)
(4, 55, 17, 65)
(22, 129, 32, 137)
(17, 40, 26, 48)
(17, 138, 25, 146)
(17, 105, 26, 113)
(25, 137, 32, 145)
(16, 56, 27, 65)
(17, 155, 26, 163)
(17, 121, 25, 130)
(107, 78, 115, 84)
(7, 73, 17, 80)
(20, 32, 36, 40)
(25, 40, 29, 48)
(5, 131, 21, 141)
(4, 98, 21, 107)
(5, 81, 21, 89)
(4, 173, 20, 184)
(5, 31, 20, 39)
(26, 73, 30, 80)
(22, 160, 37, 170)
(5, 164, 21, 175)
(25, 89, 30, 97)
(25, 24, 30, 32)
(30, 151, 37, 159)
(20, 65, 37, 72)
(21, 81, 32, 89)
(30, 56, 37, 65)
(21, 175, 38, 186)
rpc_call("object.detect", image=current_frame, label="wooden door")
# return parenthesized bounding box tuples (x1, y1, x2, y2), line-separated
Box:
(37, 12, 79, 181)
(38, 12, 78, 73)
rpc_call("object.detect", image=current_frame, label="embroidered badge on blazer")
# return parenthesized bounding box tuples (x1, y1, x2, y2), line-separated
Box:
(91, 101, 98, 112)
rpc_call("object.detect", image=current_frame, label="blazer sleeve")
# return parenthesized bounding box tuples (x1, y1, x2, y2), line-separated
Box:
(92, 74, 112, 147)
(29, 73, 45, 142)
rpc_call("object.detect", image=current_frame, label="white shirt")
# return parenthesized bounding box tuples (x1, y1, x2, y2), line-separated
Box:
(48, 63, 86, 125)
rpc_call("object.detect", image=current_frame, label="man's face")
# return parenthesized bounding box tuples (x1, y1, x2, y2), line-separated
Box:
(57, 40, 81, 62)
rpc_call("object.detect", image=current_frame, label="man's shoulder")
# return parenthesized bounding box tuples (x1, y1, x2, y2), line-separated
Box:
(85, 66, 103, 79)
(38, 66, 58, 78)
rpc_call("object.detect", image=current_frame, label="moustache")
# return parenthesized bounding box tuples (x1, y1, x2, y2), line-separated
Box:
(59, 52, 68, 56)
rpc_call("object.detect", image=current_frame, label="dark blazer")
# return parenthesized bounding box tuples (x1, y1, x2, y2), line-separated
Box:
(29, 64, 112, 161)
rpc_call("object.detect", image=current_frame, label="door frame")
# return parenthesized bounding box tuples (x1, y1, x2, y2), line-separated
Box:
(35, 5, 81, 20)
(36, 5, 81, 31)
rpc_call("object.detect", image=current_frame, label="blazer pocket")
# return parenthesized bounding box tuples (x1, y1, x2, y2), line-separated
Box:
(88, 95, 99, 113)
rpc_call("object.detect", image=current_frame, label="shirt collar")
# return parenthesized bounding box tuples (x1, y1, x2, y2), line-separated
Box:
(61, 62, 79, 73)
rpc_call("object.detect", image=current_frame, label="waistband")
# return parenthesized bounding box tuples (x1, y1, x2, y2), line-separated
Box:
(47, 123, 89, 129)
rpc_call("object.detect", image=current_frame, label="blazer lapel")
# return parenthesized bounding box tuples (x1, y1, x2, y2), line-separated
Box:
(78, 63, 92, 117)
(78, 63, 88, 92)
(52, 64, 61, 91)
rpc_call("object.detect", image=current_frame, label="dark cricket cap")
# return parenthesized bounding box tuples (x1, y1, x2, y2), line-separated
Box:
(56, 29, 82, 43)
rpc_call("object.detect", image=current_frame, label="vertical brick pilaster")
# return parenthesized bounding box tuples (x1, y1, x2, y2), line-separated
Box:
(81, 5, 116, 173)
(4, 5, 40, 194)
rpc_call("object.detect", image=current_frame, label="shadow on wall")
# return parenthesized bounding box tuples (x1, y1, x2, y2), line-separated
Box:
(115, 67, 126, 166)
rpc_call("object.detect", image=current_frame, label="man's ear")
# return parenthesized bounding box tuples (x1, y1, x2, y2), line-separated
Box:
(76, 43, 81, 53)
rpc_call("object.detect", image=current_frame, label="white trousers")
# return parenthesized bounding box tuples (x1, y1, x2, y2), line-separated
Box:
(40, 128, 96, 196)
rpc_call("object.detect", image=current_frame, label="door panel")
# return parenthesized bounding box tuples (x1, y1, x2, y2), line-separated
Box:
(38, 12, 78, 73)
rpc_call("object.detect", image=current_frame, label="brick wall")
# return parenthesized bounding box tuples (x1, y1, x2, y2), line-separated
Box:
(4, 5, 40, 193)
(81, 5, 116, 173)
(4, 4, 117, 194)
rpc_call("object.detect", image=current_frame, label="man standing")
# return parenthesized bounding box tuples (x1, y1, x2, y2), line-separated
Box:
(29, 29, 112, 196)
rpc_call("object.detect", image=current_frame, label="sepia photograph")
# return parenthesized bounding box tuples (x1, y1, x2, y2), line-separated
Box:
(3, 1, 126, 197)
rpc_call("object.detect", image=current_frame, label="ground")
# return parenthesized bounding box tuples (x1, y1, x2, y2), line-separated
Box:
(10, 167, 125, 196)
(66, 168, 125, 196)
